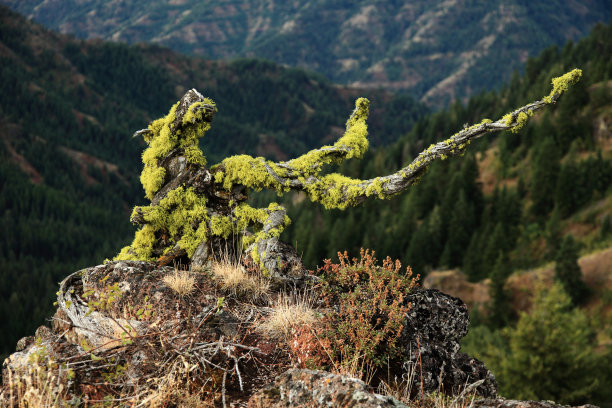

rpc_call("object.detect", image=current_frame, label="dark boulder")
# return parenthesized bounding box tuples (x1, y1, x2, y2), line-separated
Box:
(400, 288, 497, 397)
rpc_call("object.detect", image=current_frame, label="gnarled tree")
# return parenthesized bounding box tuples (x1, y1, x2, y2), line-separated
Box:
(116, 69, 582, 280)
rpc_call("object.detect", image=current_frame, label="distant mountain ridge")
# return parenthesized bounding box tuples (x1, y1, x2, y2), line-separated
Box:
(3, 0, 612, 107)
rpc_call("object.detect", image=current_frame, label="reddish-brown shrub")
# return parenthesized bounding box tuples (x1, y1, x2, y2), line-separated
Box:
(317, 249, 419, 373)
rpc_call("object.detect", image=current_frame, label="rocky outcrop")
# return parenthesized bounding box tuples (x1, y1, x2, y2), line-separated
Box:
(248, 369, 408, 408)
(0, 263, 495, 406)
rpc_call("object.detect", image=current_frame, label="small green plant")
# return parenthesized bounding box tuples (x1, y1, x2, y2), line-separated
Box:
(101, 363, 126, 383)
(125, 294, 155, 321)
(82, 280, 122, 315)
(316, 249, 419, 375)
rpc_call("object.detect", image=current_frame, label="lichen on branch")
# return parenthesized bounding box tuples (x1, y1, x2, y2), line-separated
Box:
(116, 70, 582, 273)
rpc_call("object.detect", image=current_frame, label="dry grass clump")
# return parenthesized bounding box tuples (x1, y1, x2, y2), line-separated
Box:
(1, 352, 72, 408)
(162, 269, 196, 297)
(259, 293, 318, 340)
(135, 358, 217, 408)
(211, 258, 269, 301)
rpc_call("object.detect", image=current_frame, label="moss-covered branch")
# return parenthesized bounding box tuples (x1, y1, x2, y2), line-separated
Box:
(116, 70, 582, 276)
(217, 69, 582, 210)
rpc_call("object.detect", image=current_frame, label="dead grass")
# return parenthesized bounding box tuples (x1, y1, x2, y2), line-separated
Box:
(211, 258, 269, 301)
(162, 269, 196, 297)
(135, 358, 217, 407)
(377, 357, 483, 408)
(1, 360, 218, 407)
(259, 293, 317, 341)
(1, 354, 72, 408)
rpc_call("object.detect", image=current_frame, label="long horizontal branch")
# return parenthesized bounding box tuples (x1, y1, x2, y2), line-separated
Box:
(257, 69, 582, 209)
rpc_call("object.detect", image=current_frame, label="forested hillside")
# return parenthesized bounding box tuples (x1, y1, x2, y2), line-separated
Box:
(0, 5, 426, 359)
(281, 21, 612, 278)
(3, 0, 612, 107)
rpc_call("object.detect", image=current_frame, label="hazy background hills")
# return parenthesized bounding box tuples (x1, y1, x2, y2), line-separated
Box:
(3, 0, 612, 107)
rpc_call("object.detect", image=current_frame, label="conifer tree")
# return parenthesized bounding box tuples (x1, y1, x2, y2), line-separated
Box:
(530, 137, 561, 217)
(488, 251, 511, 328)
(601, 214, 611, 239)
(554, 234, 590, 305)
(497, 283, 601, 404)
(545, 207, 562, 258)
(554, 162, 579, 217)
(462, 232, 483, 281)
(440, 190, 475, 268)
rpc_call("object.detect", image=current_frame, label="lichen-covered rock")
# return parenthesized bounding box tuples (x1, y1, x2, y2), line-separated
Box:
(247, 369, 408, 408)
(1, 260, 294, 406)
(400, 288, 497, 398)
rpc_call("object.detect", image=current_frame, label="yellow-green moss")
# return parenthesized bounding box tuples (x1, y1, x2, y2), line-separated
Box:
(116, 187, 209, 260)
(212, 98, 371, 209)
(365, 178, 385, 199)
(546, 68, 582, 102)
(511, 111, 529, 133)
(138, 99, 217, 199)
(303, 173, 372, 210)
(115, 225, 157, 261)
(286, 98, 370, 173)
(218, 155, 277, 192)
(210, 215, 234, 239)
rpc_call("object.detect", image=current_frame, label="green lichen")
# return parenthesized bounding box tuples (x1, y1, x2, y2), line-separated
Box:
(365, 178, 385, 199)
(217, 155, 280, 192)
(511, 111, 529, 133)
(283, 98, 369, 173)
(139, 99, 216, 199)
(210, 215, 234, 239)
(116, 224, 157, 261)
(116, 187, 209, 260)
(212, 98, 369, 202)
(545, 68, 582, 103)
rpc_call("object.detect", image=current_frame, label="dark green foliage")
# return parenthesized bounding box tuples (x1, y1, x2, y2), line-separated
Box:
(554, 235, 590, 306)
(440, 190, 475, 268)
(464, 284, 612, 405)
(498, 284, 605, 403)
(530, 137, 561, 217)
(545, 208, 563, 258)
(555, 153, 612, 217)
(63, 42, 175, 113)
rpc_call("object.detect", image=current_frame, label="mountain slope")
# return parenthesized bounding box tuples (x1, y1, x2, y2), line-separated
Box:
(3, 0, 612, 107)
(281, 20, 612, 276)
